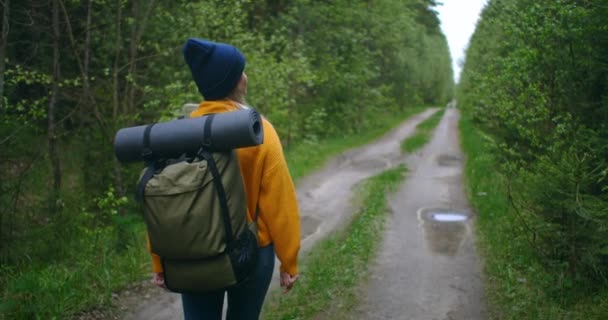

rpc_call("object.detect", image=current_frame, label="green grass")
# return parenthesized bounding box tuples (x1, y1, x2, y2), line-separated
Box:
(459, 114, 608, 320)
(287, 106, 426, 181)
(262, 165, 407, 319)
(400, 108, 445, 153)
(0, 220, 149, 319)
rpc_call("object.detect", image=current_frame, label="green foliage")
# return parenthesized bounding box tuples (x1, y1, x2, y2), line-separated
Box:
(263, 165, 407, 319)
(460, 114, 608, 319)
(518, 148, 608, 280)
(0, 0, 452, 317)
(2, 64, 50, 124)
(458, 0, 608, 316)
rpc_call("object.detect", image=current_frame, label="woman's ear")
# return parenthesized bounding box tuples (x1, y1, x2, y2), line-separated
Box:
(228, 72, 248, 103)
(239, 72, 248, 94)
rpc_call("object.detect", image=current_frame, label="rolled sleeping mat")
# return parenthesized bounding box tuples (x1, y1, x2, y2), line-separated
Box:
(114, 109, 264, 164)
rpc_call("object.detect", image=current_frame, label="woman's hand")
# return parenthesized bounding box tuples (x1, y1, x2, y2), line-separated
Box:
(280, 272, 299, 293)
(152, 272, 165, 289)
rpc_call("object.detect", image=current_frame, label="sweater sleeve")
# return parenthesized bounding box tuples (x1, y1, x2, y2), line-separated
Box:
(147, 234, 163, 273)
(258, 124, 301, 275)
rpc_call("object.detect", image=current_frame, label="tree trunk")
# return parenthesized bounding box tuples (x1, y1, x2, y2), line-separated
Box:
(126, 0, 157, 113)
(79, 0, 93, 126)
(125, 0, 139, 114)
(57, 0, 108, 136)
(48, 0, 62, 214)
(112, 0, 125, 200)
(84, 0, 91, 89)
(112, 3, 122, 120)
(0, 0, 10, 267)
(285, 19, 305, 149)
(0, 0, 9, 111)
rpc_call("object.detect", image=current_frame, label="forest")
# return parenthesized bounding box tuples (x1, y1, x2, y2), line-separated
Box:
(0, 0, 454, 317)
(458, 0, 607, 318)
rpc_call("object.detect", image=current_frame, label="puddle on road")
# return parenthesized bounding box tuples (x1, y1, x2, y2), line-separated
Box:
(429, 212, 468, 222)
(418, 208, 470, 257)
(436, 154, 462, 167)
(300, 216, 321, 239)
(349, 157, 392, 170)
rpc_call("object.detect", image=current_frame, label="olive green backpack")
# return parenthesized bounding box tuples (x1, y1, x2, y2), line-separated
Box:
(135, 120, 258, 294)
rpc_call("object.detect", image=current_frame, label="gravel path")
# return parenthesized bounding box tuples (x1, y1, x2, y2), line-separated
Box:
(354, 108, 487, 320)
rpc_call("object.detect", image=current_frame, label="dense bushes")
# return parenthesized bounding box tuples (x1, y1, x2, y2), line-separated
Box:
(458, 0, 608, 293)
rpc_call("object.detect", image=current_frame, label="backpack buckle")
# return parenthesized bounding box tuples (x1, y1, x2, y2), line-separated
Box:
(202, 138, 212, 147)
(142, 147, 153, 161)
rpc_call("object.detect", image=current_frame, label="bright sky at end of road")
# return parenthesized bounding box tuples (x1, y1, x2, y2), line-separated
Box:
(436, 0, 488, 83)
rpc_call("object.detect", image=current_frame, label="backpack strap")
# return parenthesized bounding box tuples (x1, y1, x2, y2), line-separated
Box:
(254, 205, 260, 223)
(141, 123, 155, 163)
(135, 124, 156, 202)
(200, 150, 235, 246)
(136, 167, 155, 202)
(200, 113, 238, 243)
(203, 113, 215, 147)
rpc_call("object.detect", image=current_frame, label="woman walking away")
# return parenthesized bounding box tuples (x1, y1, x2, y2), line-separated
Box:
(149, 38, 301, 320)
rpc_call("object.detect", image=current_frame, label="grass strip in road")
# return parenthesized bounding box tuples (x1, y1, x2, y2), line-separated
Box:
(459, 114, 608, 320)
(262, 165, 407, 320)
(400, 107, 445, 153)
(287, 106, 426, 181)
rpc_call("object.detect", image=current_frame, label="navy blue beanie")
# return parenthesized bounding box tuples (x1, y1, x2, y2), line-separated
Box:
(182, 38, 246, 100)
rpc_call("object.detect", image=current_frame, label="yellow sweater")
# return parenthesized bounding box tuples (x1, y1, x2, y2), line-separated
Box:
(149, 99, 301, 275)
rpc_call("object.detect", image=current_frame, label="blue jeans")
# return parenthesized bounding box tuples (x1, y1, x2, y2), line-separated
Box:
(182, 244, 275, 320)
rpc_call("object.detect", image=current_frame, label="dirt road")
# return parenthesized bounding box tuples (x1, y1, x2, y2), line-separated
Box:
(355, 108, 486, 319)
(123, 110, 481, 320)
